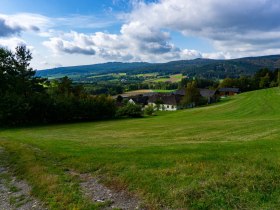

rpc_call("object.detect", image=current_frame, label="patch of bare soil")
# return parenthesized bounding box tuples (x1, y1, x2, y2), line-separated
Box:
(0, 148, 47, 210)
(70, 171, 145, 210)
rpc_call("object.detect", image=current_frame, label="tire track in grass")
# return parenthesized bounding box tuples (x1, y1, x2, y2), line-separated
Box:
(0, 147, 47, 210)
(68, 170, 146, 210)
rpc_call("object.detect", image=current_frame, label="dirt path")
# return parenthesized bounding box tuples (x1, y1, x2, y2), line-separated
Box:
(0, 146, 145, 209)
(0, 147, 47, 210)
(70, 171, 145, 209)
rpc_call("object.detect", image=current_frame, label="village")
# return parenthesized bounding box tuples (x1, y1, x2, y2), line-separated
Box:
(115, 87, 240, 111)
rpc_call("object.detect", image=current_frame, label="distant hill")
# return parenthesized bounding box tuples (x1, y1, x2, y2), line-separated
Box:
(36, 55, 280, 79)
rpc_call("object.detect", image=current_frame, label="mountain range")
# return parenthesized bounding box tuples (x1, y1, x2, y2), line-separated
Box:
(36, 55, 280, 79)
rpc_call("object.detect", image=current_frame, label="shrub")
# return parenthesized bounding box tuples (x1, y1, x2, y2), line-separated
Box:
(116, 103, 143, 118)
(145, 104, 155, 116)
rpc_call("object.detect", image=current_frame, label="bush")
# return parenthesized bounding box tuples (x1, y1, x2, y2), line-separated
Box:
(116, 103, 143, 118)
(145, 104, 155, 116)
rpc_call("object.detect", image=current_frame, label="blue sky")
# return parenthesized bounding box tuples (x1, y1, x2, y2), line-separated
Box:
(1, 0, 280, 69)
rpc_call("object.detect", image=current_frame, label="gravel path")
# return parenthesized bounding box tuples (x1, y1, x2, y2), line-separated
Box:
(0, 148, 47, 210)
(0, 146, 144, 209)
(70, 171, 145, 210)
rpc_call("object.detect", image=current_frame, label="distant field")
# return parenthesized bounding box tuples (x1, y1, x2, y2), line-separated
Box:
(1, 88, 280, 209)
(88, 73, 126, 78)
(119, 89, 153, 97)
(149, 74, 186, 83)
(136, 73, 158, 77)
(120, 89, 176, 97)
(47, 74, 82, 80)
(152, 89, 176, 93)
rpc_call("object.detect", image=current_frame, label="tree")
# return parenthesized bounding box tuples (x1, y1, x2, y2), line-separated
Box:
(0, 46, 49, 125)
(0, 48, 14, 96)
(259, 73, 270, 89)
(219, 78, 238, 88)
(12, 46, 45, 97)
(155, 98, 163, 111)
(116, 95, 123, 103)
(278, 70, 280, 87)
(0, 46, 117, 126)
(181, 81, 200, 108)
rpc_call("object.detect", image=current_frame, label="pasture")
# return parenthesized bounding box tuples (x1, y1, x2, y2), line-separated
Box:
(1, 88, 280, 209)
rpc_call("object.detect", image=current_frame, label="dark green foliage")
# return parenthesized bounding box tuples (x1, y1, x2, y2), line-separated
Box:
(278, 70, 280, 87)
(217, 68, 280, 92)
(116, 103, 143, 118)
(0, 46, 48, 125)
(181, 77, 219, 89)
(41, 77, 117, 123)
(154, 98, 164, 111)
(85, 82, 124, 95)
(36, 55, 280, 80)
(181, 81, 201, 108)
(145, 104, 155, 116)
(0, 46, 117, 126)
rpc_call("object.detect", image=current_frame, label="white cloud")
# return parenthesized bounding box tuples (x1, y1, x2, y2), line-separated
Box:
(0, 13, 50, 37)
(43, 0, 280, 64)
(126, 0, 280, 57)
(3, 0, 280, 68)
(0, 37, 26, 49)
(43, 28, 200, 63)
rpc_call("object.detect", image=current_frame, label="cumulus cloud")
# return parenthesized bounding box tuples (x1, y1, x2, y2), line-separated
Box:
(43, 27, 200, 62)
(0, 37, 26, 49)
(43, 0, 280, 63)
(126, 0, 280, 57)
(44, 36, 96, 55)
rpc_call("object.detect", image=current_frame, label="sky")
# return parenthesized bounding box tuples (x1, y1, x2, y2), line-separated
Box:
(1, 0, 280, 70)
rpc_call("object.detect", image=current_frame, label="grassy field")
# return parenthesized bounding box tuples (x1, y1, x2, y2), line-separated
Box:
(147, 74, 185, 83)
(152, 89, 176, 93)
(120, 89, 153, 97)
(1, 88, 280, 209)
(121, 89, 176, 97)
(89, 73, 127, 78)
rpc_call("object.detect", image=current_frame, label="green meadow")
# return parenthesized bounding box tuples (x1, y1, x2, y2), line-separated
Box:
(1, 88, 280, 209)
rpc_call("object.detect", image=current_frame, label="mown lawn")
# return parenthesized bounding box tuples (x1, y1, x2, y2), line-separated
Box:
(0, 88, 280, 209)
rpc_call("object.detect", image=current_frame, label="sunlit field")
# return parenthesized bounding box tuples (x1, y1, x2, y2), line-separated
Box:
(1, 88, 280, 209)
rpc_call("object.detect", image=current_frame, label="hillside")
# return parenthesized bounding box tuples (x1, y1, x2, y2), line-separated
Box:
(1, 88, 280, 209)
(36, 55, 280, 79)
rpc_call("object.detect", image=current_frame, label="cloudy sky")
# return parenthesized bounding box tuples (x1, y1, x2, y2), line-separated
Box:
(1, 0, 280, 69)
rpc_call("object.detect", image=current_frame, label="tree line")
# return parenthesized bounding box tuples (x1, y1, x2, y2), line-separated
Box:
(219, 68, 280, 91)
(1, 46, 279, 126)
(0, 46, 117, 126)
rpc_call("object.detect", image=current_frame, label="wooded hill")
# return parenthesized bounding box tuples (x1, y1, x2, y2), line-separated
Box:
(37, 55, 280, 79)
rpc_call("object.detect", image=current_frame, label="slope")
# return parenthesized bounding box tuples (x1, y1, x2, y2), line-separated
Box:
(0, 88, 280, 209)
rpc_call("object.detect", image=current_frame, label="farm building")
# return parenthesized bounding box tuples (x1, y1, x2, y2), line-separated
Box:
(199, 89, 218, 104)
(173, 88, 218, 104)
(217, 88, 240, 97)
(147, 94, 182, 111)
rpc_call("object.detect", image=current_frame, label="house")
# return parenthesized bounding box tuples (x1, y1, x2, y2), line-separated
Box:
(173, 88, 186, 96)
(130, 95, 150, 106)
(217, 88, 240, 97)
(147, 94, 182, 111)
(173, 88, 218, 104)
(199, 89, 218, 104)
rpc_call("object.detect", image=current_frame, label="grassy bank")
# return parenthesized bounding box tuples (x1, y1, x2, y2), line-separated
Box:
(1, 88, 280, 209)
